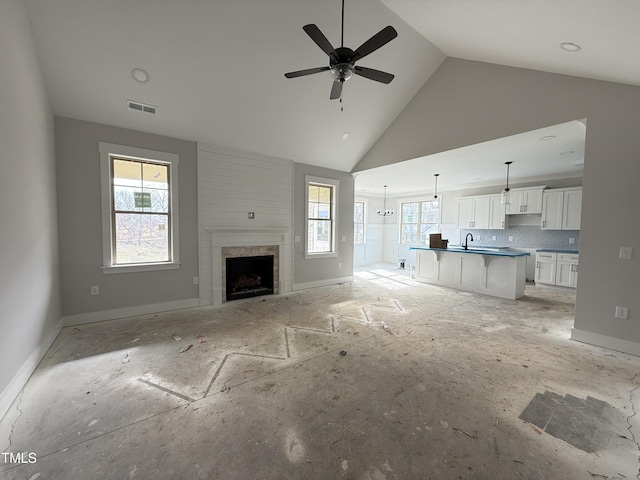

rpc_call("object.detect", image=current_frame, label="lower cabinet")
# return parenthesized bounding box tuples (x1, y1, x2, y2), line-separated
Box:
(535, 252, 578, 288)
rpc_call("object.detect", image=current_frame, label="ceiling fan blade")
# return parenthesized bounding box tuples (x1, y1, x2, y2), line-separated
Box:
(284, 66, 330, 79)
(330, 80, 342, 100)
(303, 24, 338, 61)
(352, 25, 397, 62)
(354, 66, 394, 84)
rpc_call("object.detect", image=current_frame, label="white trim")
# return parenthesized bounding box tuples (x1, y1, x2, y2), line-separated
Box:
(0, 318, 63, 421)
(62, 298, 200, 326)
(305, 175, 339, 259)
(292, 275, 354, 291)
(571, 328, 640, 357)
(98, 142, 180, 273)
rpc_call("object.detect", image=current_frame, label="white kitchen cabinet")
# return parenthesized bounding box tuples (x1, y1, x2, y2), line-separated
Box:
(535, 252, 557, 285)
(555, 253, 579, 288)
(456, 196, 490, 229)
(541, 188, 582, 230)
(506, 187, 544, 215)
(563, 188, 582, 230)
(535, 251, 578, 288)
(541, 191, 564, 230)
(489, 195, 507, 229)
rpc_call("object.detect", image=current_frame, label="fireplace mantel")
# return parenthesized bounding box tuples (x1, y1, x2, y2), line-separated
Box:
(204, 226, 289, 247)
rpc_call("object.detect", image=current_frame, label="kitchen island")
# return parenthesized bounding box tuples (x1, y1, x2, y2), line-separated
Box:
(410, 247, 530, 300)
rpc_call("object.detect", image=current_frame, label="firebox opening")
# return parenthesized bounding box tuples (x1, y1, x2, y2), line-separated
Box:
(226, 255, 274, 301)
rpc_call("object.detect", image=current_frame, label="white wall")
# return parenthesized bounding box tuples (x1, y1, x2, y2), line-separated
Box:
(0, 0, 61, 419)
(355, 58, 640, 355)
(197, 143, 293, 304)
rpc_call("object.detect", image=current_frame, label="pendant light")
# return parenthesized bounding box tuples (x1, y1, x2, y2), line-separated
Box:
(376, 185, 394, 216)
(433, 173, 440, 200)
(501, 161, 512, 205)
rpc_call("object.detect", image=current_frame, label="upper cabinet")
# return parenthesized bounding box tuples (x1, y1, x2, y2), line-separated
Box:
(488, 195, 507, 229)
(457, 195, 490, 229)
(505, 187, 544, 215)
(541, 187, 582, 230)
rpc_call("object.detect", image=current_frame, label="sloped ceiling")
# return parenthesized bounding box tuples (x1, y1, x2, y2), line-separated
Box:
(25, 0, 444, 172)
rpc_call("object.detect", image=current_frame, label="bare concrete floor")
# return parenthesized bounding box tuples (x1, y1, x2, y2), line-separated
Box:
(2, 263, 640, 479)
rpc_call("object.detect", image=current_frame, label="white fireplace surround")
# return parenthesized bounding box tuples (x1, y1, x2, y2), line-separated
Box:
(205, 226, 289, 305)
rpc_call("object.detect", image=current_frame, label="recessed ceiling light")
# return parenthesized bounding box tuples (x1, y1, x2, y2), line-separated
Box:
(560, 42, 581, 52)
(131, 67, 150, 83)
(559, 150, 575, 155)
(341, 131, 350, 140)
(539, 135, 556, 141)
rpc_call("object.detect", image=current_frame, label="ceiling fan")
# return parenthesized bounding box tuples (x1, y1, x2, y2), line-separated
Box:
(284, 0, 398, 102)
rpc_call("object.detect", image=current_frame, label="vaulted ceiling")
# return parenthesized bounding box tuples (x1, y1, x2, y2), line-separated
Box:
(25, 0, 640, 179)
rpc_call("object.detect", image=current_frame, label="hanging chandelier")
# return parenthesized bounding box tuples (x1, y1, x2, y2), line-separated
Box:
(376, 185, 394, 216)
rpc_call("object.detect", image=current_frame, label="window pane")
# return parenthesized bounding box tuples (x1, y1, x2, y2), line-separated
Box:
(354, 224, 364, 244)
(317, 186, 331, 203)
(114, 213, 169, 264)
(113, 186, 142, 212)
(308, 220, 331, 253)
(401, 224, 418, 244)
(421, 201, 439, 224)
(308, 185, 319, 202)
(402, 203, 419, 223)
(148, 188, 169, 213)
(143, 163, 168, 188)
(113, 159, 141, 185)
(354, 203, 364, 223)
(317, 203, 331, 219)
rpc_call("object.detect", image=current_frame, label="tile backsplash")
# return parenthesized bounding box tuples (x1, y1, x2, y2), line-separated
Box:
(458, 226, 579, 250)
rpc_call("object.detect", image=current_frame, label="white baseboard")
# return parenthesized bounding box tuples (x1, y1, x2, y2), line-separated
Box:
(571, 328, 640, 357)
(292, 276, 354, 292)
(0, 318, 64, 421)
(62, 298, 200, 326)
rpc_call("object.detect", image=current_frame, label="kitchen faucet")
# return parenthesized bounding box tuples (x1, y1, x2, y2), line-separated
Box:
(464, 233, 474, 250)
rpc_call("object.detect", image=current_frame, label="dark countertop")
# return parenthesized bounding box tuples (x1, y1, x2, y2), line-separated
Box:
(411, 247, 529, 257)
(536, 249, 579, 254)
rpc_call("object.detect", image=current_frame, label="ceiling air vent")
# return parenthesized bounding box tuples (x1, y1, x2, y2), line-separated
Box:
(127, 100, 156, 114)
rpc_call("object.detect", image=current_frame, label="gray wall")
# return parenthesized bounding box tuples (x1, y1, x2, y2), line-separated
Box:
(0, 0, 61, 414)
(355, 58, 640, 353)
(55, 117, 199, 317)
(293, 163, 355, 286)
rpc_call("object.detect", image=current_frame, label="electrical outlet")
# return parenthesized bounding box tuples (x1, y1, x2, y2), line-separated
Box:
(508, 236, 514, 242)
(294, 236, 301, 243)
(338, 262, 342, 269)
(90, 285, 99, 295)
(193, 276, 199, 285)
(341, 235, 347, 242)
(620, 247, 633, 259)
(569, 238, 575, 244)
(492, 235, 497, 241)
(615, 306, 629, 319)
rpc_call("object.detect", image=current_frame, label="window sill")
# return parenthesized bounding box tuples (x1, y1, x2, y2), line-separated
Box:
(102, 262, 181, 274)
(304, 252, 338, 260)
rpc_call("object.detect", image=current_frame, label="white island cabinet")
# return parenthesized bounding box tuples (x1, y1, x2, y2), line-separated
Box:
(412, 247, 529, 300)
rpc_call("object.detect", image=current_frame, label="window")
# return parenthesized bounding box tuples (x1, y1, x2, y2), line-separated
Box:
(354, 201, 365, 244)
(305, 176, 338, 258)
(99, 142, 180, 273)
(400, 200, 439, 244)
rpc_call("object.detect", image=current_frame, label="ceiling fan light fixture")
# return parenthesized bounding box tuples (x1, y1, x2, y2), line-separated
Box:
(330, 63, 354, 82)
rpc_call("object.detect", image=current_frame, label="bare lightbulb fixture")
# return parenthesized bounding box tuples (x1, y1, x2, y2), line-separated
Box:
(433, 173, 440, 200)
(376, 185, 394, 216)
(501, 161, 513, 205)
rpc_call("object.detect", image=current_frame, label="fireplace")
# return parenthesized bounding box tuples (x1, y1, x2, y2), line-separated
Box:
(225, 255, 275, 301)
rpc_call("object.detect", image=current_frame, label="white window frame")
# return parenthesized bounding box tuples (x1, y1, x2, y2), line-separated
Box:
(399, 198, 440, 245)
(354, 200, 366, 245)
(99, 142, 180, 274)
(305, 175, 339, 259)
